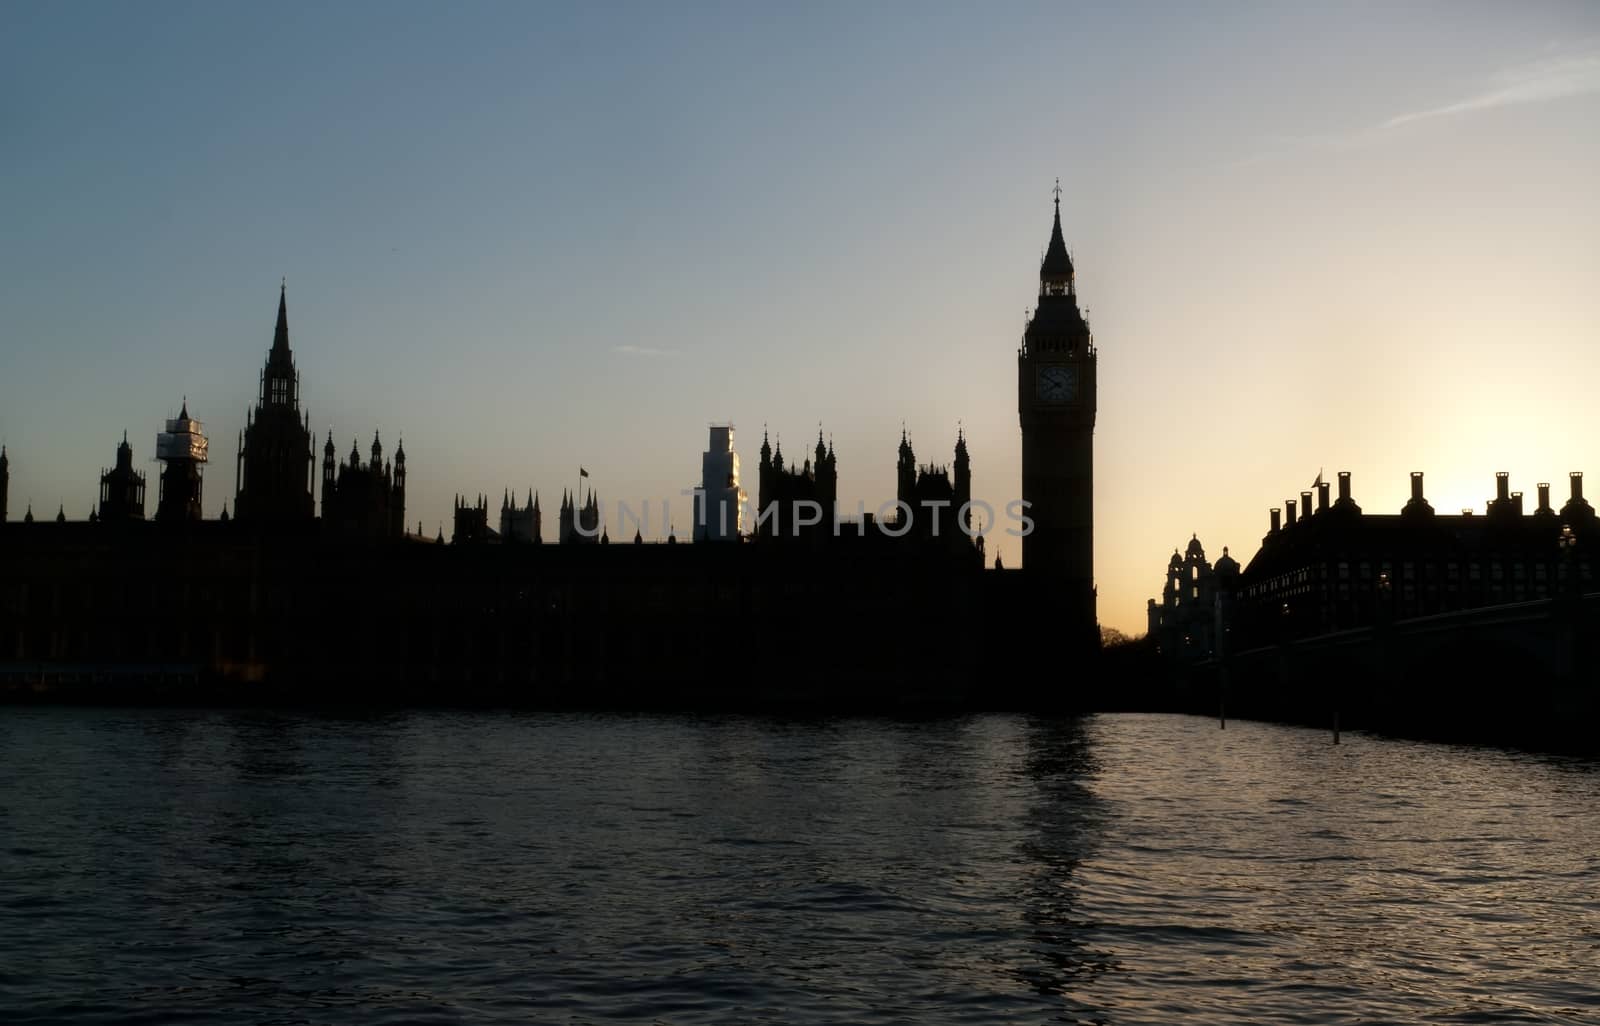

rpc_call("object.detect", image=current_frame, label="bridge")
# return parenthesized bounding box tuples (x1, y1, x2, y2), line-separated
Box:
(1176, 592, 1600, 748)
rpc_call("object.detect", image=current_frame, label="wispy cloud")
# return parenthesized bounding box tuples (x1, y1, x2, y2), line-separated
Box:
(1383, 51, 1600, 129)
(1228, 46, 1600, 170)
(614, 344, 679, 358)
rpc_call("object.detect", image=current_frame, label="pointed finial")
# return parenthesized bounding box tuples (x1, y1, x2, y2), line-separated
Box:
(281, 276, 286, 294)
(1053, 177, 1061, 207)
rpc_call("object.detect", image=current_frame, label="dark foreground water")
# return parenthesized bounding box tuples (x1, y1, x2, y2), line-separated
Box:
(2, 711, 1598, 1025)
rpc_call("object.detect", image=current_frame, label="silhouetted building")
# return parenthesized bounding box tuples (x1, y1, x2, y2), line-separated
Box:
(1018, 183, 1097, 640)
(453, 494, 494, 544)
(98, 432, 146, 522)
(500, 489, 541, 543)
(1232, 469, 1597, 645)
(321, 432, 406, 539)
(155, 401, 207, 523)
(0, 187, 1102, 705)
(1147, 535, 1238, 661)
(894, 429, 972, 544)
(694, 425, 746, 542)
(235, 285, 315, 524)
(559, 490, 600, 544)
(756, 429, 837, 539)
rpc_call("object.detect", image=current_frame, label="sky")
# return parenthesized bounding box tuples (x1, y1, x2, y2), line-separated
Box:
(3, 2, 1598, 636)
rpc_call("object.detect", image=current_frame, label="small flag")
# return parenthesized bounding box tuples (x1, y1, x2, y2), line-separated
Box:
(1312, 469, 1323, 488)
(579, 467, 589, 478)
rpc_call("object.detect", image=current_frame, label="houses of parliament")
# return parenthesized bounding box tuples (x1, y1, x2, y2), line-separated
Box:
(0, 193, 1103, 706)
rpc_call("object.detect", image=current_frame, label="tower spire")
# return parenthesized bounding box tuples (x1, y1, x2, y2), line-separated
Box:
(271, 280, 290, 355)
(1041, 179, 1073, 288)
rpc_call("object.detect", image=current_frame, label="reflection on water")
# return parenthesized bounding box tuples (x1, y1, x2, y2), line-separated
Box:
(1, 711, 1597, 1024)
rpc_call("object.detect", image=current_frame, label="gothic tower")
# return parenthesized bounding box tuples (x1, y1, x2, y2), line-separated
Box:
(896, 430, 915, 523)
(954, 428, 971, 534)
(235, 283, 315, 524)
(98, 432, 147, 521)
(156, 400, 208, 522)
(1017, 183, 1097, 636)
(814, 429, 837, 516)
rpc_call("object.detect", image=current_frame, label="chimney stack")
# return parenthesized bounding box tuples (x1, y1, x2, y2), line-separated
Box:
(1301, 491, 1313, 519)
(1512, 491, 1523, 516)
(1496, 472, 1510, 503)
(1338, 471, 1351, 503)
(1270, 507, 1281, 533)
(1571, 472, 1585, 503)
(1411, 472, 1425, 502)
(1537, 482, 1552, 513)
(1318, 481, 1330, 512)
(1286, 499, 1298, 526)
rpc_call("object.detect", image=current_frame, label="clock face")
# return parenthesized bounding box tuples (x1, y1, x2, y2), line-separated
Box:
(1036, 364, 1077, 403)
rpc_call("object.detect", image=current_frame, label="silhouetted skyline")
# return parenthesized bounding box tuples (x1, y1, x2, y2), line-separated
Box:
(3, 3, 1597, 633)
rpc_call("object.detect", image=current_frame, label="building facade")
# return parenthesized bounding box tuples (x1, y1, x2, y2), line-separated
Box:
(1147, 535, 1239, 661)
(694, 425, 746, 542)
(1229, 469, 1597, 647)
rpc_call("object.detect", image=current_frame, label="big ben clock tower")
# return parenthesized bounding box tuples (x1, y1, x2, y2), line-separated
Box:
(1018, 182, 1097, 641)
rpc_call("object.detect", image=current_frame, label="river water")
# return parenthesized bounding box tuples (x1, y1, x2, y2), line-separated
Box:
(1, 710, 1596, 1025)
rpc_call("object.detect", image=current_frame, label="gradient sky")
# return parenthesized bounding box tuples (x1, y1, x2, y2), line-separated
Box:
(3, 2, 1598, 635)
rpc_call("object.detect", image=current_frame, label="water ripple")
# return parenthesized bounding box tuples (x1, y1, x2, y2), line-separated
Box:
(1, 711, 1598, 1024)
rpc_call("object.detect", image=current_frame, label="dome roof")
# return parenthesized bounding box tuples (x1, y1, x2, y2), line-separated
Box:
(1214, 546, 1239, 574)
(1168, 549, 1183, 568)
(1185, 534, 1205, 557)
